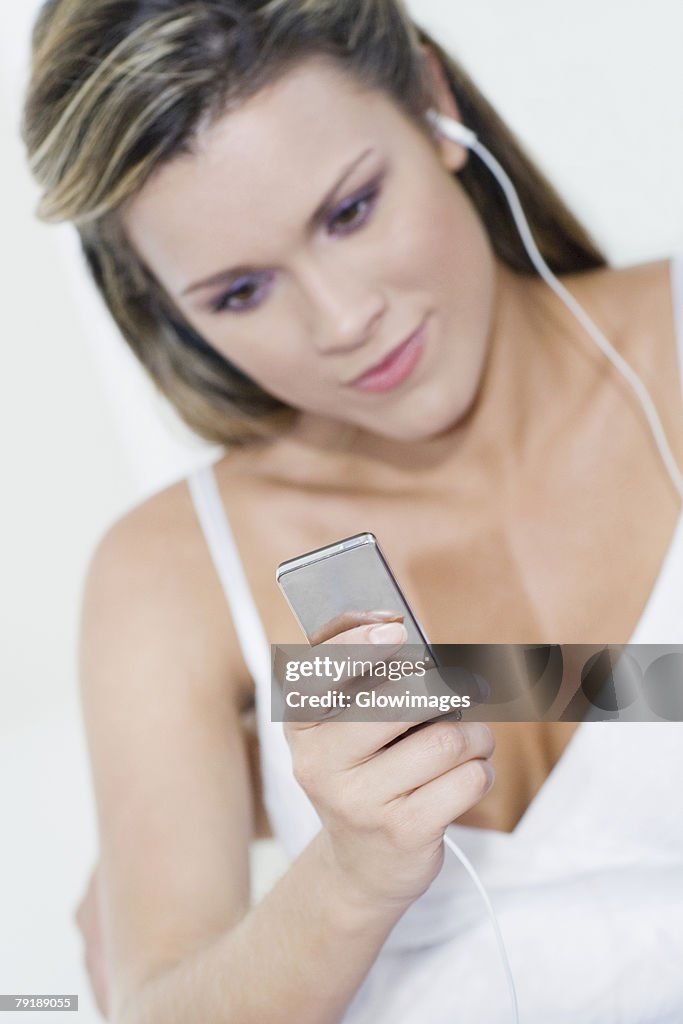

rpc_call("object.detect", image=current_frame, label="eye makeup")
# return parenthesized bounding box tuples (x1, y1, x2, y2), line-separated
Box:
(206, 168, 386, 315)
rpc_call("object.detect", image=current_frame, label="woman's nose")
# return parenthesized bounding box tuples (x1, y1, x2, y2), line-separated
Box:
(300, 260, 387, 356)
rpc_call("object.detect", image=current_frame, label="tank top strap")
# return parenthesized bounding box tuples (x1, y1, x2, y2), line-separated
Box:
(186, 461, 324, 861)
(186, 460, 271, 688)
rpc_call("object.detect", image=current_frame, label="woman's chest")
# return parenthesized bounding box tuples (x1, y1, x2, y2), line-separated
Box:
(229, 474, 678, 837)
(228, 466, 679, 651)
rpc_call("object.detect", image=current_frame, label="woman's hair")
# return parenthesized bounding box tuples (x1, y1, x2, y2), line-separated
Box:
(23, 0, 606, 448)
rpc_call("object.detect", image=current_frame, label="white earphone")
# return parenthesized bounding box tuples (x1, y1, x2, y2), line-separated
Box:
(426, 108, 477, 148)
(426, 108, 683, 502)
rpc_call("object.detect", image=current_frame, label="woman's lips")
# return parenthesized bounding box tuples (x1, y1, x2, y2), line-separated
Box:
(347, 319, 428, 393)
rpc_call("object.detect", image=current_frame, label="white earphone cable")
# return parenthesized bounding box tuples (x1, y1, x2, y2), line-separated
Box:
(443, 829, 519, 1023)
(426, 109, 683, 502)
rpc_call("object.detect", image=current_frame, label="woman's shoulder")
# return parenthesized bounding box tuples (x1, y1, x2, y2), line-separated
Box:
(90, 470, 218, 586)
(566, 254, 675, 327)
(92, 446, 269, 580)
(84, 464, 256, 712)
(564, 255, 680, 380)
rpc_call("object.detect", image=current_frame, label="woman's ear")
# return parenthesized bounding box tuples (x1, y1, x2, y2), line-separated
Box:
(420, 43, 469, 173)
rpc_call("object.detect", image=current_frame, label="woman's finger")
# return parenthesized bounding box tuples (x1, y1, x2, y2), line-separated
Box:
(400, 756, 496, 834)
(361, 720, 495, 801)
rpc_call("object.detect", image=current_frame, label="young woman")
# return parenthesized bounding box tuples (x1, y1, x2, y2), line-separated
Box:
(24, 1, 683, 1022)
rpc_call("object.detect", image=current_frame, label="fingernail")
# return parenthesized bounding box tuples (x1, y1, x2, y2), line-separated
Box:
(369, 622, 407, 645)
(368, 610, 404, 620)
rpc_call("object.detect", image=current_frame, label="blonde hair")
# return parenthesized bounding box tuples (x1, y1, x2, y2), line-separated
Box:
(23, 0, 606, 448)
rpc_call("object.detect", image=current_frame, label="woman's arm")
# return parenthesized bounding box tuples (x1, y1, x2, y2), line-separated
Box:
(79, 492, 409, 1024)
(119, 830, 407, 1024)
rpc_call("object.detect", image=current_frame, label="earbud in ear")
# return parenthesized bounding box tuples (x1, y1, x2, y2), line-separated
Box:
(425, 109, 478, 150)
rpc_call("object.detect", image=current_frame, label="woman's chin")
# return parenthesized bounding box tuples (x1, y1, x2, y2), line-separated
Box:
(363, 396, 473, 446)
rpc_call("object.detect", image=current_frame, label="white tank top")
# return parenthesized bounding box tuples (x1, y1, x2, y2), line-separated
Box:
(186, 256, 683, 1023)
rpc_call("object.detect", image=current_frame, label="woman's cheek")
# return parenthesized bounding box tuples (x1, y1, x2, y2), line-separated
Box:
(207, 317, 300, 389)
(427, 191, 494, 315)
(383, 182, 473, 292)
(246, 339, 324, 408)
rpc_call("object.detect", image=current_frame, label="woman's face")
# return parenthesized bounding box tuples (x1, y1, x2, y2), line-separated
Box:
(123, 55, 496, 443)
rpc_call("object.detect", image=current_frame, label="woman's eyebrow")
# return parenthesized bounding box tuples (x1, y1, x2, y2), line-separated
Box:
(181, 146, 375, 297)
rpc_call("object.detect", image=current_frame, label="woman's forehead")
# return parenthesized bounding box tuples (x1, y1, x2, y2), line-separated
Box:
(122, 58, 404, 292)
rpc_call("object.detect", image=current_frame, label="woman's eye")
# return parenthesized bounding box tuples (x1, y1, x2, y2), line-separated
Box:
(212, 276, 269, 313)
(328, 185, 380, 236)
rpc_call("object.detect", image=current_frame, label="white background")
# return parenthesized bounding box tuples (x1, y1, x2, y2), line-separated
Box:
(1, 1, 682, 1021)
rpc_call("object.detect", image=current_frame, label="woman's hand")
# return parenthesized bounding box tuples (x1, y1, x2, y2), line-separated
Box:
(74, 861, 110, 1019)
(282, 615, 495, 912)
